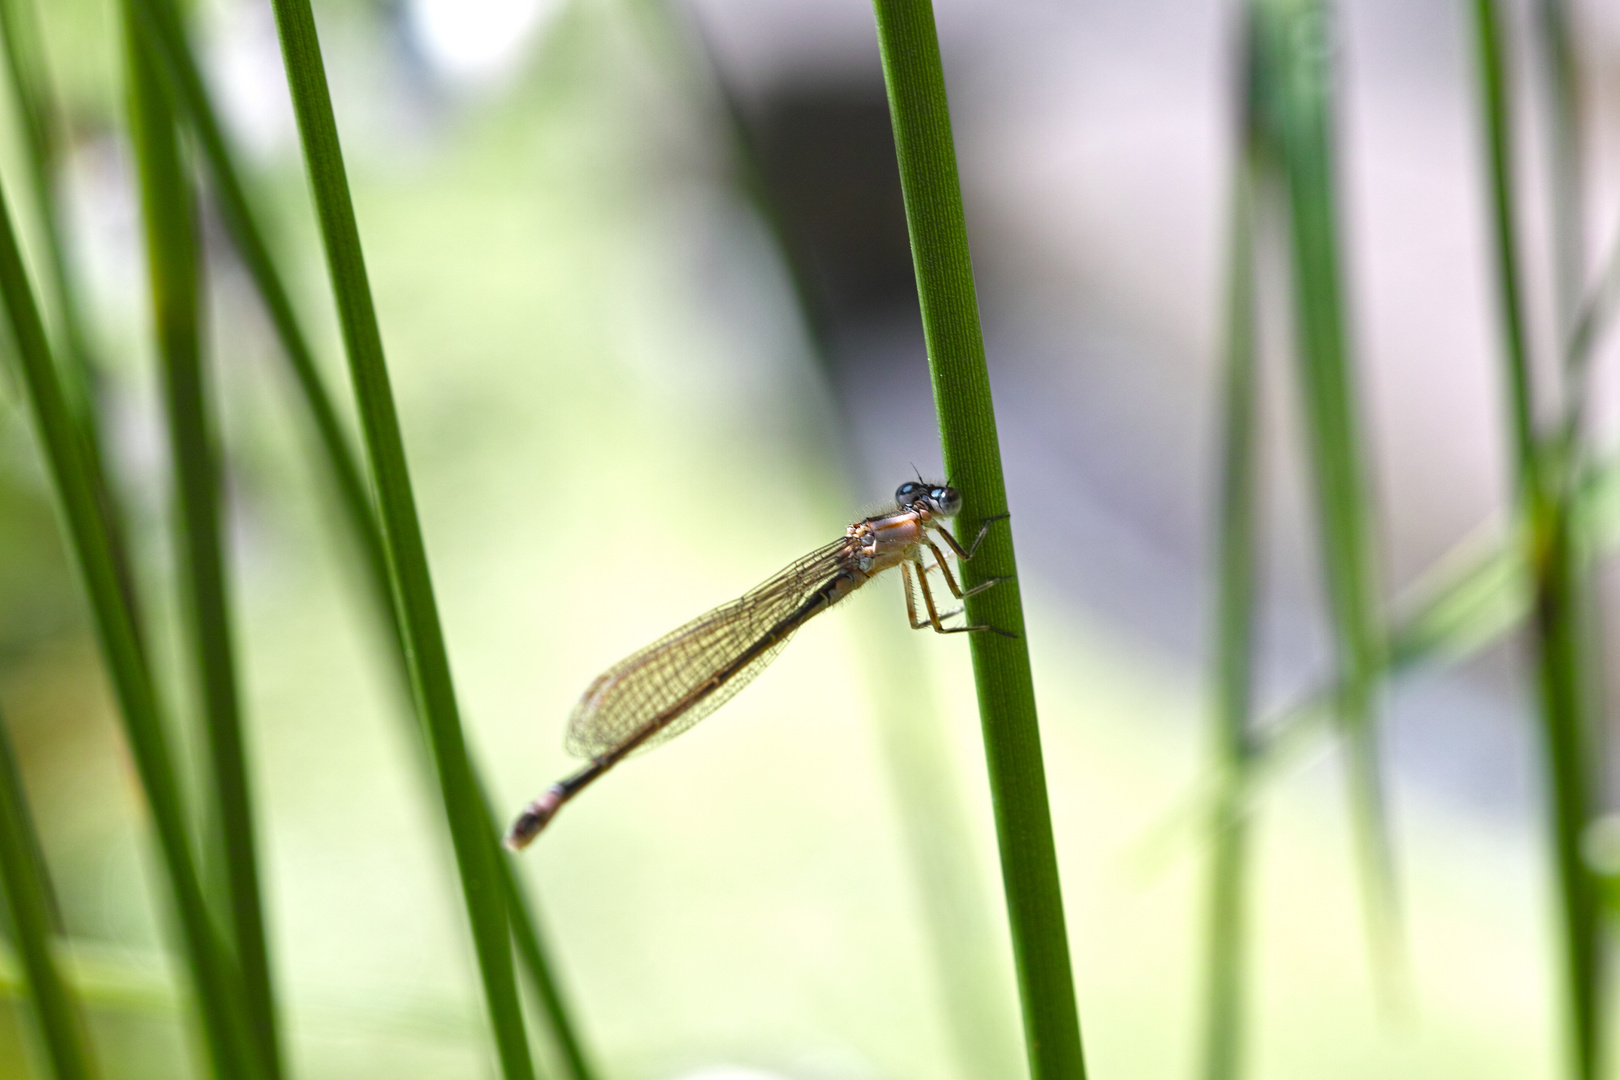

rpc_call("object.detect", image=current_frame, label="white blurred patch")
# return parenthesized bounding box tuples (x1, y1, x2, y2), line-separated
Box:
(204, 0, 297, 156)
(665, 1069, 790, 1080)
(406, 0, 558, 87)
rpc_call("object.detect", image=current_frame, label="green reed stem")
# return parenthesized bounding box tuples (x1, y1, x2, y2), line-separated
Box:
(0, 161, 259, 1080)
(1201, 23, 1263, 1077)
(266, 4, 535, 1077)
(0, 702, 101, 1080)
(1172, 220, 1620, 849)
(491, 809, 597, 1080)
(122, 6, 283, 1076)
(1469, 3, 1602, 1074)
(871, 2, 1085, 1077)
(1535, 0, 1583, 335)
(1258, 0, 1402, 995)
(0, 0, 149, 657)
(0, 0, 98, 421)
(634, 7, 1020, 1072)
(128, 6, 598, 1072)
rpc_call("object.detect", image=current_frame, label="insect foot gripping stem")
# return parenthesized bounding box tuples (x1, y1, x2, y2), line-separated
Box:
(505, 785, 567, 850)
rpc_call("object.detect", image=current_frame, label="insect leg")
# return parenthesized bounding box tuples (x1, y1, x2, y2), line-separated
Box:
(923, 538, 1010, 601)
(913, 551, 1014, 637)
(900, 561, 932, 631)
(933, 512, 1010, 561)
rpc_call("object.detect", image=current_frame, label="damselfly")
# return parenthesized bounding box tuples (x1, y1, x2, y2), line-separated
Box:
(504, 480, 1011, 849)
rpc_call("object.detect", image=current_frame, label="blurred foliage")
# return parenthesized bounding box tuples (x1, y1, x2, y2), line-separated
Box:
(0, 411, 79, 658)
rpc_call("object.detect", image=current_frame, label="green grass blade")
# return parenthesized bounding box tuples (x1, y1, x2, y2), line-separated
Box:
(0, 0, 100, 417)
(1469, 0, 1538, 472)
(1534, 0, 1583, 332)
(492, 826, 598, 1080)
(125, 0, 389, 610)
(1530, 507, 1602, 1080)
(1160, 411, 1620, 874)
(0, 702, 102, 1080)
(121, 7, 283, 1077)
(0, 0, 152, 662)
(264, 4, 535, 1077)
(1468, 3, 1602, 1073)
(1201, 26, 1263, 1079)
(1156, 444, 1619, 849)
(870, 2, 1086, 1077)
(0, 162, 259, 1080)
(1564, 227, 1620, 442)
(129, 4, 598, 1068)
(1258, 0, 1402, 993)
(634, 9, 1021, 1072)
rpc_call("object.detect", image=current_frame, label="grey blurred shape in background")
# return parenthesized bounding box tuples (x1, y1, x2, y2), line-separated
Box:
(674, 0, 1620, 820)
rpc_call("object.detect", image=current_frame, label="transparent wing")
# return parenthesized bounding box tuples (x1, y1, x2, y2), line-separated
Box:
(564, 536, 855, 759)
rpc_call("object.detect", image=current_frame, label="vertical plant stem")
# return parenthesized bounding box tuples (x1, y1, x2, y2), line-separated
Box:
(870, 2, 1086, 1077)
(0, 0, 149, 654)
(1259, 0, 1401, 992)
(0, 702, 101, 1080)
(1469, 0, 1538, 472)
(121, 5, 282, 1076)
(0, 165, 258, 1080)
(0, 0, 98, 413)
(1535, 0, 1583, 336)
(1468, 3, 1602, 1075)
(129, 5, 598, 1071)
(491, 811, 597, 1080)
(1534, 509, 1600, 1080)
(265, 4, 535, 1078)
(125, 0, 384, 602)
(639, 9, 1022, 1072)
(1201, 20, 1263, 1078)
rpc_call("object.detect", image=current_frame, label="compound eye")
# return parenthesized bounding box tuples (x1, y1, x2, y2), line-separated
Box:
(931, 487, 963, 515)
(895, 481, 923, 504)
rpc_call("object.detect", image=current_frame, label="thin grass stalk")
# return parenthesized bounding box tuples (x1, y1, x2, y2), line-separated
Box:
(125, 0, 386, 605)
(121, 7, 283, 1076)
(1173, 288, 1620, 840)
(1535, 0, 1583, 335)
(1201, 21, 1263, 1078)
(489, 809, 597, 1080)
(869, 2, 1085, 1077)
(1468, 3, 1602, 1074)
(0, 0, 150, 658)
(0, 702, 101, 1080)
(265, 4, 535, 1077)
(1532, 510, 1601, 1080)
(0, 0, 99, 419)
(642, 10, 1020, 1073)
(0, 166, 260, 1080)
(1257, 0, 1402, 992)
(128, 5, 595, 1072)
(1168, 445, 1620, 842)
(1564, 229, 1620, 445)
(1470, 0, 1538, 472)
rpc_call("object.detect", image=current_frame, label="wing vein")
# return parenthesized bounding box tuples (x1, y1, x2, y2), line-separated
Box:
(564, 536, 856, 759)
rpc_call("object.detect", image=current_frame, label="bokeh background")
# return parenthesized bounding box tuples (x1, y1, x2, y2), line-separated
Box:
(2, 0, 1620, 1077)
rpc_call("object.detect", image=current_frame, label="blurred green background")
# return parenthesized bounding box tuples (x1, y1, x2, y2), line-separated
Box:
(0, 0, 1616, 1077)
